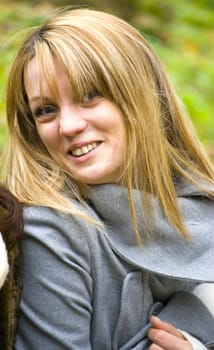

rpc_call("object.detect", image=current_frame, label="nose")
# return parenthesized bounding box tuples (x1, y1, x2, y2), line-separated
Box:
(59, 106, 87, 137)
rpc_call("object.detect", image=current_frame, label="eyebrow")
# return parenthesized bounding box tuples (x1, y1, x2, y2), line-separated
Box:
(29, 96, 53, 104)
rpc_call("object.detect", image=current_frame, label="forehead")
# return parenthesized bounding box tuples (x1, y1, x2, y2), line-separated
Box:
(24, 56, 67, 100)
(23, 34, 117, 105)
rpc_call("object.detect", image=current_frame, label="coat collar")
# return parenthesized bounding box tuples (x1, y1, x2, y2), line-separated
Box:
(87, 181, 214, 282)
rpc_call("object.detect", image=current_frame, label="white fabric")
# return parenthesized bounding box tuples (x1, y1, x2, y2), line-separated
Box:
(180, 330, 207, 350)
(0, 233, 9, 288)
(193, 283, 214, 316)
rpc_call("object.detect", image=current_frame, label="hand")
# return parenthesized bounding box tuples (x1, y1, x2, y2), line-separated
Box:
(147, 315, 193, 350)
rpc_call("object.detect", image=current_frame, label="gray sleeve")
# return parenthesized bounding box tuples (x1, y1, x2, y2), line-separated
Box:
(157, 291, 214, 346)
(15, 206, 93, 350)
(149, 275, 214, 346)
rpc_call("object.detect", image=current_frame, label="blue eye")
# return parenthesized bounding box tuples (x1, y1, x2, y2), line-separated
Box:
(34, 105, 57, 118)
(83, 90, 101, 103)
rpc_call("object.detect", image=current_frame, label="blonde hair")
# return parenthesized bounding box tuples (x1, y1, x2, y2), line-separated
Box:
(4, 8, 214, 241)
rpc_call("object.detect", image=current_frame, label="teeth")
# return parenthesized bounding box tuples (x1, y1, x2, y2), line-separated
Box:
(72, 142, 97, 156)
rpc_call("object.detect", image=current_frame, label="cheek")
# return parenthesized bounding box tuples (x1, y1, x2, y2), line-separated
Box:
(36, 124, 58, 149)
(118, 141, 126, 165)
(117, 123, 127, 155)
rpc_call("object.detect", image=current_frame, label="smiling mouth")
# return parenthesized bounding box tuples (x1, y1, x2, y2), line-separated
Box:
(70, 142, 100, 157)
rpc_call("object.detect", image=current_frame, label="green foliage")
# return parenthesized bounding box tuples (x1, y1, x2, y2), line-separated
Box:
(0, 2, 53, 149)
(0, 0, 214, 159)
(131, 0, 214, 147)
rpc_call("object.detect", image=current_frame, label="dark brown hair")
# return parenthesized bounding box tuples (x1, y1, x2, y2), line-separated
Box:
(0, 185, 23, 249)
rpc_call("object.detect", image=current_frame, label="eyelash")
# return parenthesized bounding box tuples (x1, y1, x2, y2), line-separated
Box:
(33, 105, 57, 118)
(82, 90, 101, 103)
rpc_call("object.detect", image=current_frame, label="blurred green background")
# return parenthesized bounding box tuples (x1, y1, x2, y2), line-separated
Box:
(0, 0, 214, 160)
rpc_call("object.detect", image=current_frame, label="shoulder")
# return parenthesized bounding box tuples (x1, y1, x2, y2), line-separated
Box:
(24, 203, 99, 239)
(175, 176, 214, 198)
(23, 203, 103, 269)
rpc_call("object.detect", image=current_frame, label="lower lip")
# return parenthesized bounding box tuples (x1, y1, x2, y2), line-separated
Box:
(69, 143, 101, 163)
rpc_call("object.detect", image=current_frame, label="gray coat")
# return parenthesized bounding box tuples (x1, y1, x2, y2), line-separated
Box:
(15, 182, 214, 349)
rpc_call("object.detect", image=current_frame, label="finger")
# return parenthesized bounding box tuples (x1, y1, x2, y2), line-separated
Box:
(149, 344, 164, 350)
(150, 316, 184, 339)
(148, 328, 192, 350)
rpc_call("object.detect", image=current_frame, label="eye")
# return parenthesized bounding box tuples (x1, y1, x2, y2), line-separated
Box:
(33, 105, 58, 119)
(82, 90, 102, 104)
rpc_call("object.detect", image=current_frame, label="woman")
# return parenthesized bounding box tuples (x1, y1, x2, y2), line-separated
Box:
(4, 8, 214, 349)
(0, 185, 23, 349)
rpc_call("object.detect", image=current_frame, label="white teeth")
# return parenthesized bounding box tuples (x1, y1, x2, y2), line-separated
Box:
(71, 142, 97, 156)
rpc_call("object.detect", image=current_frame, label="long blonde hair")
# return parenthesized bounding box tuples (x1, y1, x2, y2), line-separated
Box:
(4, 8, 214, 241)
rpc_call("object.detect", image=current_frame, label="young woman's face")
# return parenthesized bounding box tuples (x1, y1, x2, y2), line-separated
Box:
(24, 57, 126, 184)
